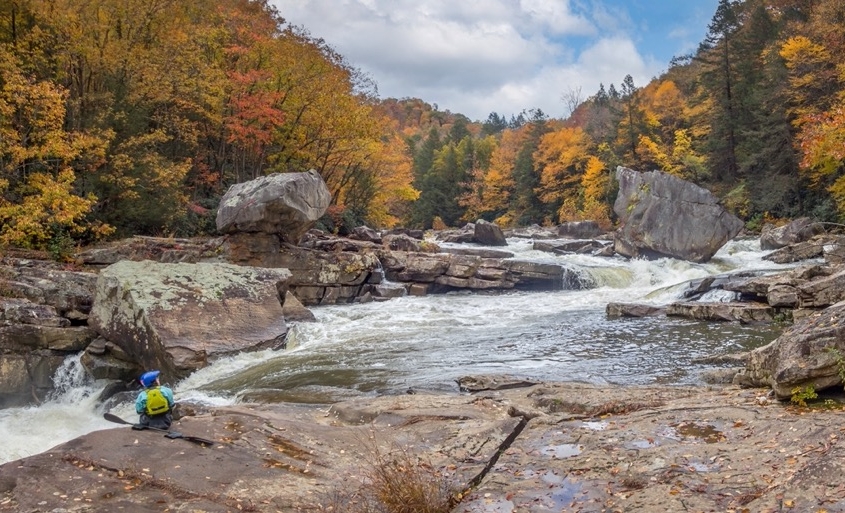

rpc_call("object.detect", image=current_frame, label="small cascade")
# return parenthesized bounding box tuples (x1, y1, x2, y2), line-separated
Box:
(0, 355, 114, 464)
(48, 354, 97, 403)
(573, 266, 634, 289)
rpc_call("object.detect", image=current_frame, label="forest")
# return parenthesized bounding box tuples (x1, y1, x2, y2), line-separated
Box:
(1, 0, 844, 258)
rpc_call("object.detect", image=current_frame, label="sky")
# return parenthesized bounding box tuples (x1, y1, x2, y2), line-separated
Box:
(271, 0, 719, 122)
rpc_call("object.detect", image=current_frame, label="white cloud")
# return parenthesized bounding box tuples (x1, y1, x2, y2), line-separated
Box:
(518, 0, 595, 35)
(273, 0, 675, 121)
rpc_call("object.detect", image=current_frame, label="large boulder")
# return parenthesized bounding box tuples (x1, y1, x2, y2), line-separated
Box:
(474, 219, 507, 246)
(613, 167, 744, 263)
(88, 260, 291, 379)
(762, 235, 831, 264)
(737, 300, 845, 399)
(216, 169, 331, 244)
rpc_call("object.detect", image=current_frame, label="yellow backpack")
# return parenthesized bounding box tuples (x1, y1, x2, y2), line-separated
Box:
(145, 387, 169, 416)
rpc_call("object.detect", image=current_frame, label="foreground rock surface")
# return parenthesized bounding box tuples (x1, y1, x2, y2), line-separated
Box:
(3, 381, 844, 512)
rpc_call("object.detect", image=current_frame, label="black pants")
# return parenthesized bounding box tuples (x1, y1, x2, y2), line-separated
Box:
(139, 412, 173, 430)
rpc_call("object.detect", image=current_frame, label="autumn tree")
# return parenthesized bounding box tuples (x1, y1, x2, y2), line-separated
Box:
(0, 50, 113, 252)
(534, 126, 593, 216)
(782, 0, 845, 219)
(461, 131, 523, 225)
(617, 75, 647, 166)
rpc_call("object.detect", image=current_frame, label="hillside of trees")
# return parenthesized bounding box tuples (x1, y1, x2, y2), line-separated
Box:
(2, 0, 844, 258)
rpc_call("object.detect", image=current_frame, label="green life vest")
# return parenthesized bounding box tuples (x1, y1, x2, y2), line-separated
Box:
(145, 387, 169, 416)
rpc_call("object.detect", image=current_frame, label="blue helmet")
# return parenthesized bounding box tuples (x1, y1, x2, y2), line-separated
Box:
(140, 370, 161, 388)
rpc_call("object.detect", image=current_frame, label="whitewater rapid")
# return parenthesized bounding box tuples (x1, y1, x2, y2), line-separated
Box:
(0, 238, 796, 464)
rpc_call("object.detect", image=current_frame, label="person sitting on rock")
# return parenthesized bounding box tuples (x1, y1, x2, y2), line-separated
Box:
(135, 370, 175, 430)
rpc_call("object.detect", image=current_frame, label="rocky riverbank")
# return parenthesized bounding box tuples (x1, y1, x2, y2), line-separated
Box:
(2, 378, 843, 512)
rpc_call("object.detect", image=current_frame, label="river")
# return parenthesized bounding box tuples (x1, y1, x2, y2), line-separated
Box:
(0, 237, 794, 464)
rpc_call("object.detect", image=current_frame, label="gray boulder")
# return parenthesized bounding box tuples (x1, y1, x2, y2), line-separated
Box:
(824, 236, 845, 265)
(216, 169, 331, 244)
(760, 217, 824, 250)
(613, 167, 744, 263)
(88, 260, 291, 379)
(383, 233, 428, 252)
(349, 225, 381, 243)
(737, 300, 845, 398)
(763, 235, 830, 264)
(80, 337, 141, 380)
(557, 220, 602, 239)
(439, 224, 477, 244)
(505, 224, 559, 240)
(474, 220, 507, 246)
(0, 261, 98, 320)
(281, 291, 316, 322)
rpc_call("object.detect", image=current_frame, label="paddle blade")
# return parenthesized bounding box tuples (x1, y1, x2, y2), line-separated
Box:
(103, 412, 131, 425)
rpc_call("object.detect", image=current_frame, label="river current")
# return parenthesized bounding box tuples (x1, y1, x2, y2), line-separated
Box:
(0, 237, 796, 464)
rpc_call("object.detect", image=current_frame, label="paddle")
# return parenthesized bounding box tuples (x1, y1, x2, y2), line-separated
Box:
(103, 412, 217, 446)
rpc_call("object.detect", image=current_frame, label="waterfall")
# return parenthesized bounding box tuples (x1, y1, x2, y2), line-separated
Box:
(48, 354, 97, 403)
(0, 355, 115, 464)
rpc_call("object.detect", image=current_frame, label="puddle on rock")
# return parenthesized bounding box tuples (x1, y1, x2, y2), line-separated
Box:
(625, 438, 659, 449)
(540, 443, 583, 458)
(541, 471, 565, 485)
(581, 421, 608, 431)
(668, 421, 725, 443)
(549, 476, 585, 509)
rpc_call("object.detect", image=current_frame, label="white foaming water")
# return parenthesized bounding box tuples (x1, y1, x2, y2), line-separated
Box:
(0, 356, 116, 463)
(0, 238, 797, 465)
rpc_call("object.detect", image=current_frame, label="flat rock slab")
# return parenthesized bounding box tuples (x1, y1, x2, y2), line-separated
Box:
(458, 383, 845, 513)
(3, 382, 845, 512)
(0, 394, 518, 512)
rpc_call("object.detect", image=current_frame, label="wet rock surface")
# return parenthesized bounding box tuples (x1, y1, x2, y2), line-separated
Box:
(3, 381, 845, 512)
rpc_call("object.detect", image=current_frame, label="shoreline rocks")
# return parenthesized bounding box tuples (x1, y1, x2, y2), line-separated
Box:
(3, 380, 844, 512)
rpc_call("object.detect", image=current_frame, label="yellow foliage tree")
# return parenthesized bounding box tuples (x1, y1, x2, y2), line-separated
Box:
(458, 135, 497, 221)
(534, 126, 593, 206)
(0, 51, 112, 252)
(581, 156, 608, 205)
(779, 36, 840, 121)
(335, 123, 419, 228)
(468, 129, 527, 222)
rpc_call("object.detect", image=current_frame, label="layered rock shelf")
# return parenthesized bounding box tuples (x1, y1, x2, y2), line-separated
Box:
(3, 380, 844, 512)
